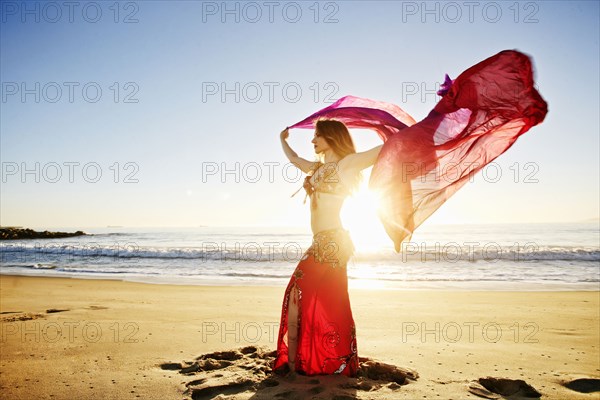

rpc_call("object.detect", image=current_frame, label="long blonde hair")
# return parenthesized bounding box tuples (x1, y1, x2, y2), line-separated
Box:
(314, 118, 363, 194)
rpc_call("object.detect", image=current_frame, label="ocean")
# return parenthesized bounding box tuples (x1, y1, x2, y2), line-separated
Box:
(1, 223, 598, 291)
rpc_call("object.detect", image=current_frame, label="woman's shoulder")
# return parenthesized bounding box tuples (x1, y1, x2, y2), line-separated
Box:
(337, 154, 360, 173)
(339, 146, 383, 171)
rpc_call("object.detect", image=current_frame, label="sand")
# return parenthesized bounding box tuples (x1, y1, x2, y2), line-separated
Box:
(0, 274, 598, 399)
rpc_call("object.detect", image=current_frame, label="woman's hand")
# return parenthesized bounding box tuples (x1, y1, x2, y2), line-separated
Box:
(280, 127, 289, 141)
(280, 127, 314, 173)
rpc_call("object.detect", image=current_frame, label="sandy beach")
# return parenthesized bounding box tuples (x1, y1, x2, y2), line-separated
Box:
(0, 274, 598, 399)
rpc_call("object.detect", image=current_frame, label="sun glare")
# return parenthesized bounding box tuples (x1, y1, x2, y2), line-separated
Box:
(342, 177, 397, 290)
(342, 178, 390, 253)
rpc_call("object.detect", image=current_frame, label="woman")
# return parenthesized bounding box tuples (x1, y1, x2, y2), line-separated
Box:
(272, 118, 382, 377)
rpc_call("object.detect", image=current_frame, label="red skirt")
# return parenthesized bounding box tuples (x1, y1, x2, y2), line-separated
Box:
(272, 228, 358, 377)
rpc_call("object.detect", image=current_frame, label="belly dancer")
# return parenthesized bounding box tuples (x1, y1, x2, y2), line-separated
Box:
(272, 118, 383, 377)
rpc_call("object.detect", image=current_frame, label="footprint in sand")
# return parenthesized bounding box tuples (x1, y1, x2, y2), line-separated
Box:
(46, 308, 70, 313)
(468, 377, 542, 398)
(357, 359, 419, 384)
(562, 378, 600, 394)
(160, 345, 418, 399)
(1, 312, 45, 322)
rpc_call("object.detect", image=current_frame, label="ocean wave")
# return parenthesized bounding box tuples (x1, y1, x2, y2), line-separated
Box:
(0, 243, 310, 262)
(29, 263, 58, 269)
(218, 272, 290, 279)
(357, 247, 600, 262)
(2, 243, 598, 263)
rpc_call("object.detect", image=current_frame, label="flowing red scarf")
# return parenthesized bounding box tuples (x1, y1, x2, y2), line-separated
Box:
(287, 50, 548, 252)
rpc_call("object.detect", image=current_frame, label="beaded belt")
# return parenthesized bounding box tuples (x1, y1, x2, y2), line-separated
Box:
(302, 228, 355, 268)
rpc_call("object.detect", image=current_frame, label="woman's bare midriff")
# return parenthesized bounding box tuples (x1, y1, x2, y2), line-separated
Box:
(310, 193, 346, 234)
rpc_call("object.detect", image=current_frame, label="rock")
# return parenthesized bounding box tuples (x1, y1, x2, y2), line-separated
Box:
(0, 227, 87, 240)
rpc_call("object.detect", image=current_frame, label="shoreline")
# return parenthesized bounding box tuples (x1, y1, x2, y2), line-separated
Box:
(1, 271, 598, 292)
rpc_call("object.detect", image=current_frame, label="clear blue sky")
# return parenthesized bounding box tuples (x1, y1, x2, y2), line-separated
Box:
(1, 0, 598, 228)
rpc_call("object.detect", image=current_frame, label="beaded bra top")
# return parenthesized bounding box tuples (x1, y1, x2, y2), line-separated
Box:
(291, 162, 351, 208)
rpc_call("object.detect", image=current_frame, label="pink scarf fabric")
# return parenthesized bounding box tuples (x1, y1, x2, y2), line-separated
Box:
(287, 50, 548, 252)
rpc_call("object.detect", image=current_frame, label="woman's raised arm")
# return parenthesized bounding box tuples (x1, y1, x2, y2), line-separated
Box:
(280, 127, 315, 174)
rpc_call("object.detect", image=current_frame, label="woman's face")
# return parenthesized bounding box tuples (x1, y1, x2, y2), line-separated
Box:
(311, 131, 330, 154)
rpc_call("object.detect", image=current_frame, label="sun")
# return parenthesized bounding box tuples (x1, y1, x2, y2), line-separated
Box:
(342, 176, 392, 290)
(341, 176, 390, 253)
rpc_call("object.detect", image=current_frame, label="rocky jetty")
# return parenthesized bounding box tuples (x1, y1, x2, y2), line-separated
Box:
(0, 227, 86, 240)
